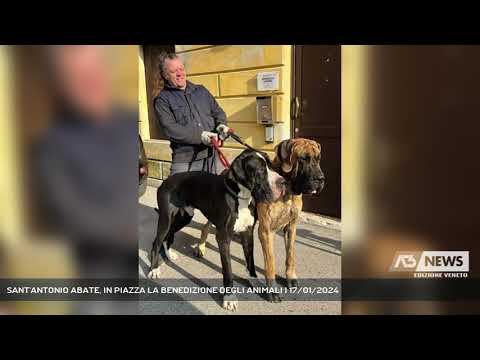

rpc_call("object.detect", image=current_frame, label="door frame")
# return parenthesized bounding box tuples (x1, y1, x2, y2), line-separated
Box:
(142, 44, 175, 140)
(291, 45, 301, 138)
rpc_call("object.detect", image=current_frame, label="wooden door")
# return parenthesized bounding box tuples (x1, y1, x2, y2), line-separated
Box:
(293, 45, 341, 218)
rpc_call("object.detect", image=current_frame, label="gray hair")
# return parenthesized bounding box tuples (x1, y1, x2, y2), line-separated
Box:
(158, 51, 180, 80)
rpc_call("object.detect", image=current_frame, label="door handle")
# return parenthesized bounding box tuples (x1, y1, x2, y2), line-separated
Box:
(292, 96, 301, 135)
(292, 97, 301, 120)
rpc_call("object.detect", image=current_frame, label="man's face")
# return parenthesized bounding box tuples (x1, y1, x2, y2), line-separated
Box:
(164, 57, 187, 89)
(53, 45, 112, 120)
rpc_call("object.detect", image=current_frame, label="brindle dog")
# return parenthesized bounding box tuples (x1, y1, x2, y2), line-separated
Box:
(257, 139, 325, 302)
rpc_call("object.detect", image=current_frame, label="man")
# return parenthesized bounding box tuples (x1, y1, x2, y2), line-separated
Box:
(34, 46, 138, 282)
(154, 52, 230, 175)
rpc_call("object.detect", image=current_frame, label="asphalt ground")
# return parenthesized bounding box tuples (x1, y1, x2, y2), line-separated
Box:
(138, 186, 341, 315)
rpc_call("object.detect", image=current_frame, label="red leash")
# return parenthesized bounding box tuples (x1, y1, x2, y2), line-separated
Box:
(211, 137, 230, 169)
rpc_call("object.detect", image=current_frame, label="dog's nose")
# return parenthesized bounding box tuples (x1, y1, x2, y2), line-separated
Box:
(318, 177, 326, 191)
(317, 170, 325, 181)
(316, 172, 326, 191)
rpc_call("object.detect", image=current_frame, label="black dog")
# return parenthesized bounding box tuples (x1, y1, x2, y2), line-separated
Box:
(148, 149, 286, 311)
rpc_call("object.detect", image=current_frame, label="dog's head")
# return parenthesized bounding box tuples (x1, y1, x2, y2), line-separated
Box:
(227, 149, 286, 203)
(272, 139, 325, 195)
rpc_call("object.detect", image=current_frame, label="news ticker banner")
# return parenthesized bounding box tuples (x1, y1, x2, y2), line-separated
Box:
(1, 278, 479, 302)
(0, 279, 341, 302)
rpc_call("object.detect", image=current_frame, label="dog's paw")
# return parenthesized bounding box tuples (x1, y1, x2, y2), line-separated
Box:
(244, 268, 258, 283)
(265, 281, 282, 303)
(286, 278, 298, 289)
(162, 243, 179, 262)
(167, 249, 179, 261)
(184, 206, 195, 217)
(194, 246, 206, 258)
(148, 267, 162, 279)
(266, 292, 282, 303)
(222, 294, 238, 312)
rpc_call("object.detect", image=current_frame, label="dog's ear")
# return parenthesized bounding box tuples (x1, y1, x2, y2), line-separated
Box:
(230, 153, 246, 179)
(276, 140, 291, 161)
(275, 140, 297, 174)
(230, 155, 257, 192)
(242, 155, 260, 184)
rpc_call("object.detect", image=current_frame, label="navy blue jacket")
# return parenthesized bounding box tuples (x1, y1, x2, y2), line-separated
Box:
(154, 81, 227, 162)
(34, 109, 137, 251)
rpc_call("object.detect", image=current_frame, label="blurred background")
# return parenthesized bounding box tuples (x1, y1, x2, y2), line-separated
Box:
(342, 45, 480, 314)
(0, 45, 139, 314)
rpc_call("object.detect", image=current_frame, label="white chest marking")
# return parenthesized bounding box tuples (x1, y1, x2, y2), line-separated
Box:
(233, 183, 254, 233)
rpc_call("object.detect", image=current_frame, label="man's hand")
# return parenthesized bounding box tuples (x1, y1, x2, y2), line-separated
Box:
(216, 124, 231, 141)
(201, 131, 219, 146)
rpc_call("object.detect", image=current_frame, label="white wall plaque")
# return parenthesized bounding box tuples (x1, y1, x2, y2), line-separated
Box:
(257, 71, 279, 91)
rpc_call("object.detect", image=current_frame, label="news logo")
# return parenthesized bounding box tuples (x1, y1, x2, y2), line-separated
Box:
(390, 251, 469, 278)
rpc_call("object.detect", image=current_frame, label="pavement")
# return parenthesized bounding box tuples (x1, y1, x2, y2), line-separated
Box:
(138, 186, 341, 315)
